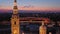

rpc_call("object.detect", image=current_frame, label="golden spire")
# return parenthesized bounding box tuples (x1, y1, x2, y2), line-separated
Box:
(13, 0, 18, 14)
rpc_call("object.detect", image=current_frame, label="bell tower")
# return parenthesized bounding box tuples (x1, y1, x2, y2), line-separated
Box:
(11, 0, 20, 34)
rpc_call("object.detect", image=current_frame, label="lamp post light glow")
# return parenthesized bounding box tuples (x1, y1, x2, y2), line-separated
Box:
(14, 30, 17, 34)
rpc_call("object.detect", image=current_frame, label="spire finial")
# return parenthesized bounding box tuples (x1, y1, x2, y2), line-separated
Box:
(14, 0, 17, 2)
(42, 21, 44, 26)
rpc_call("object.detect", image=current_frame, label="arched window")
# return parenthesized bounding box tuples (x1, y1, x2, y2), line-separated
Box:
(14, 22, 16, 25)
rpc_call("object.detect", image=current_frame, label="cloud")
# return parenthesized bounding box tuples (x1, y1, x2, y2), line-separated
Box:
(0, 5, 60, 11)
(22, 5, 34, 8)
(18, 6, 60, 11)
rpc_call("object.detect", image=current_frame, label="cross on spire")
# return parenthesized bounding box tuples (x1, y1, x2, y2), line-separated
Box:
(14, 0, 17, 2)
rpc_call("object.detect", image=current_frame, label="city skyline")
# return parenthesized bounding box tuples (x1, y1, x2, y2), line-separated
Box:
(0, 0, 60, 11)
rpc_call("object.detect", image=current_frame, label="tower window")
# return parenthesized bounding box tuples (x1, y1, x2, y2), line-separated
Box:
(14, 22, 16, 25)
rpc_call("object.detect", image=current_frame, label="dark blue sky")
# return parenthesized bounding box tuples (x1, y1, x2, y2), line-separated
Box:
(0, 0, 60, 10)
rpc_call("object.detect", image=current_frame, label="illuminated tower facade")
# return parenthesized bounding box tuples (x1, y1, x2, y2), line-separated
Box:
(39, 21, 47, 34)
(11, 0, 20, 34)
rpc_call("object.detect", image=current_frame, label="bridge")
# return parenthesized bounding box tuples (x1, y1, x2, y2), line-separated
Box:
(19, 17, 50, 24)
(0, 17, 50, 25)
